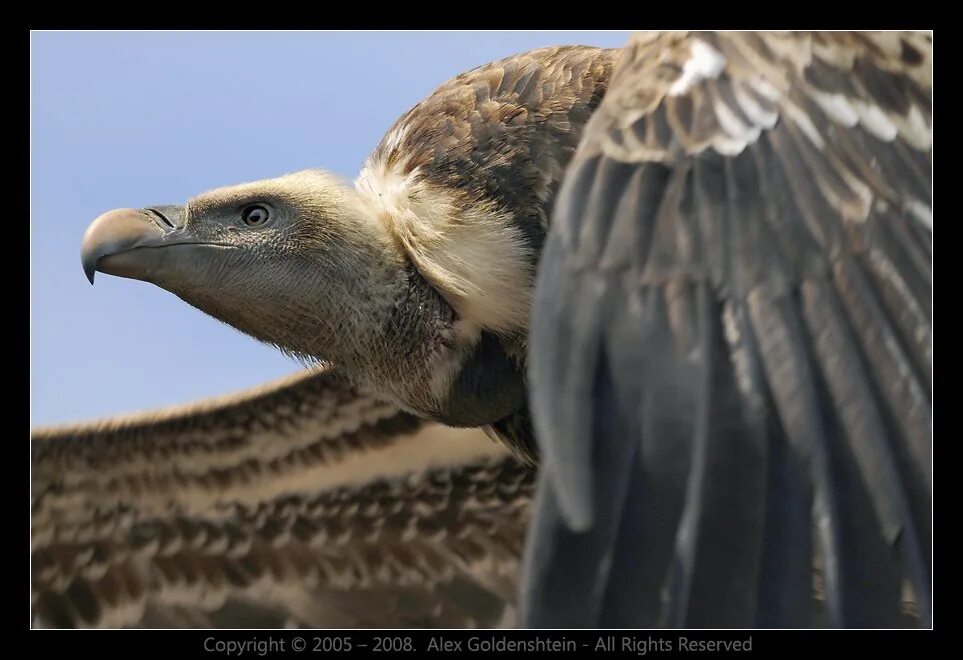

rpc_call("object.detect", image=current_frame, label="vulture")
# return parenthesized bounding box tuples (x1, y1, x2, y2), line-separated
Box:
(33, 31, 931, 629)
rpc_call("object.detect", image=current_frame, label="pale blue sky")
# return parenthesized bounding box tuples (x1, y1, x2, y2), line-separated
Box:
(30, 31, 632, 426)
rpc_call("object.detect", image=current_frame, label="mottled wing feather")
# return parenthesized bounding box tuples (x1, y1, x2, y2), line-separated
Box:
(32, 367, 534, 628)
(369, 46, 618, 239)
(522, 31, 931, 628)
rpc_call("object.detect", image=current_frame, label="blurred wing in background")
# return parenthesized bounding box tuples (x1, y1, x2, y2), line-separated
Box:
(33, 367, 534, 628)
(522, 31, 931, 628)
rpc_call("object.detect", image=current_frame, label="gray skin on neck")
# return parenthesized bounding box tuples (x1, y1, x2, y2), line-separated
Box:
(174, 245, 526, 431)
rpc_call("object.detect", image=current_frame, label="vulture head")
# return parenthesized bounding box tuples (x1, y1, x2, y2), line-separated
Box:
(80, 168, 531, 445)
(83, 171, 409, 363)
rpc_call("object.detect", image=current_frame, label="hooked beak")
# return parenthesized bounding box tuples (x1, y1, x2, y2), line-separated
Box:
(80, 206, 205, 284)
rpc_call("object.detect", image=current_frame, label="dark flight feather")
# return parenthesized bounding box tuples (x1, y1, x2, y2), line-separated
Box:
(522, 31, 931, 628)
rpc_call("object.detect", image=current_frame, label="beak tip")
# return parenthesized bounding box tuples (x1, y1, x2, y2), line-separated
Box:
(81, 251, 96, 284)
(81, 245, 99, 284)
(80, 207, 160, 286)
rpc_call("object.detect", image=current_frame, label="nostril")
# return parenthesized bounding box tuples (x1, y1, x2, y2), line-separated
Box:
(145, 208, 175, 229)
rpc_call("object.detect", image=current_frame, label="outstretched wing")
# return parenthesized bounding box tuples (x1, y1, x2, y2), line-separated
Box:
(32, 367, 534, 628)
(522, 32, 931, 628)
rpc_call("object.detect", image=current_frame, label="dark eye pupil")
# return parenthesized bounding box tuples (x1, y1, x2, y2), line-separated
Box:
(243, 206, 269, 225)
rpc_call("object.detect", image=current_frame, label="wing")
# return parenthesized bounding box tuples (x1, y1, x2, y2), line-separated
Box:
(32, 367, 534, 628)
(521, 31, 931, 628)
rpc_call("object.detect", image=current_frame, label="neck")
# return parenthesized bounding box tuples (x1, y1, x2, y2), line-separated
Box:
(289, 184, 485, 416)
(291, 186, 469, 410)
(356, 161, 537, 339)
(330, 179, 532, 423)
(324, 261, 471, 417)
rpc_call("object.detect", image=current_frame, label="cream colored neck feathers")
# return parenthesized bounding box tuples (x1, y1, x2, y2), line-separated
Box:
(355, 159, 535, 341)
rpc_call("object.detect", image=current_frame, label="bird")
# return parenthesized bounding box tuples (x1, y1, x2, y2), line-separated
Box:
(35, 31, 930, 628)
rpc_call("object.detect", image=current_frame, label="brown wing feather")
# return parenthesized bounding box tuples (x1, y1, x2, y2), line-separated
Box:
(370, 46, 618, 234)
(33, 367, 534, 628)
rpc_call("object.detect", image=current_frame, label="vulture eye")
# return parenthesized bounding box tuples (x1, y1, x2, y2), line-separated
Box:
(241, 205, 271, 227)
